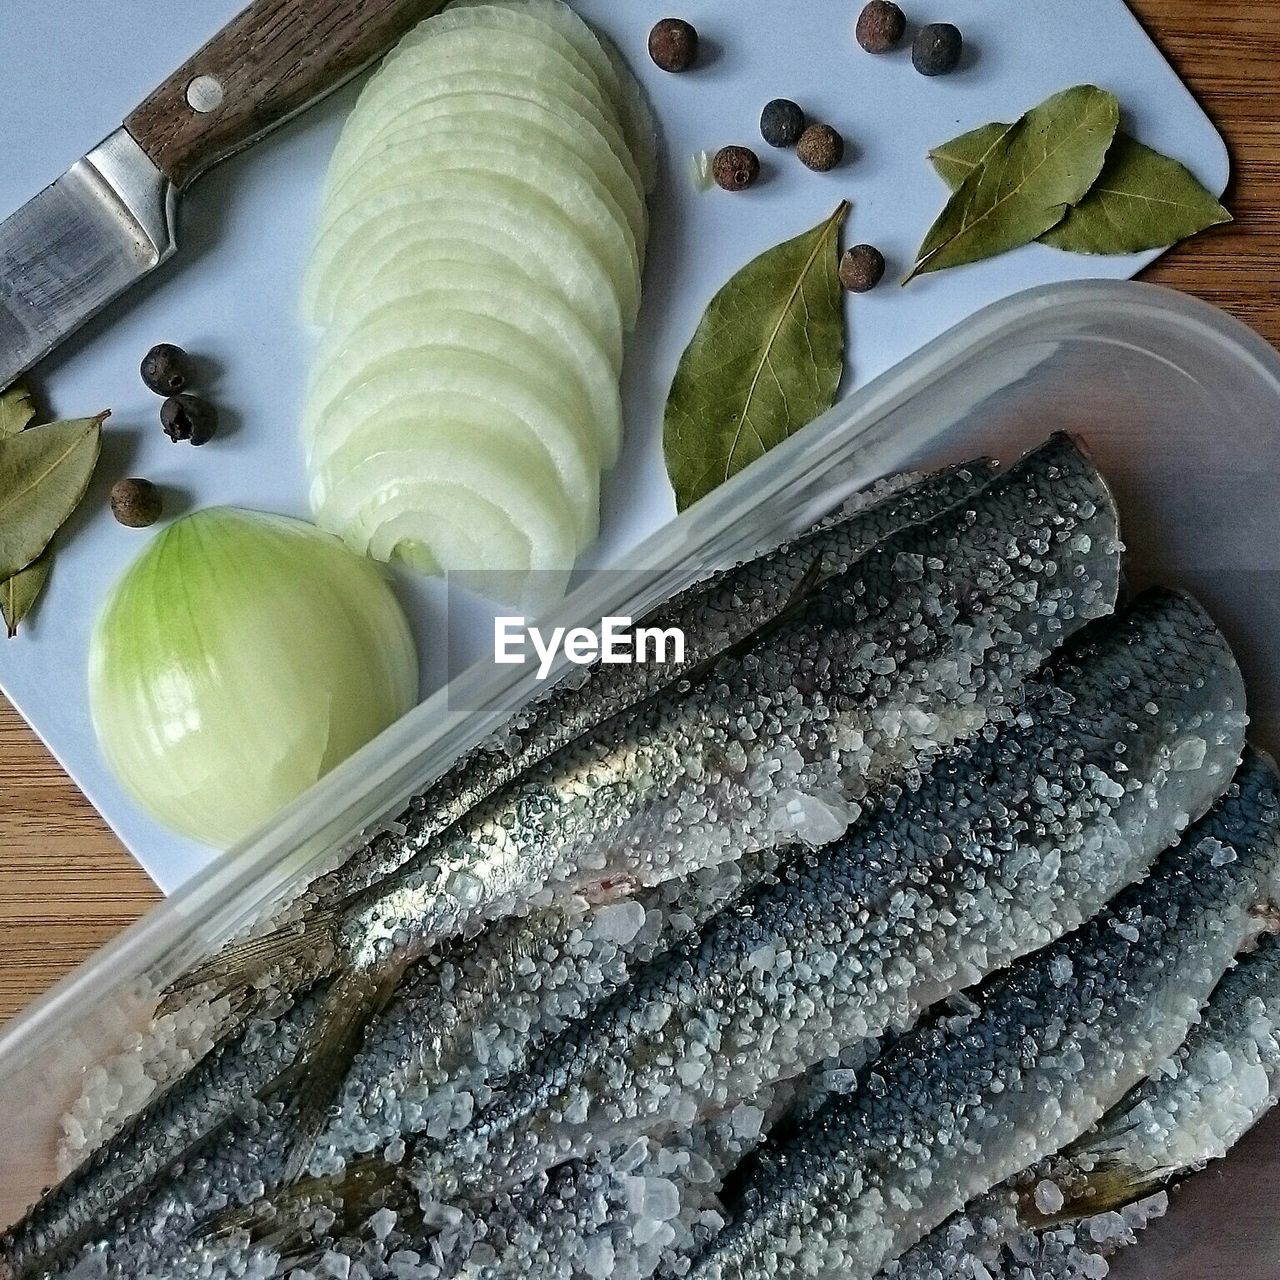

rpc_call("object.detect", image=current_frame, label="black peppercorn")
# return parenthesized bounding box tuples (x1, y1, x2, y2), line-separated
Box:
(648, 18, 698, 72)
(797, 123, 845, 172)
(110, 478, 162, 528)
(913, 22, 963, 76)
(760, 99, 806, 149)
(140, 343, 192, 396)
(839, 244, 887, 293)
(712, 145, 761, 191)
(856, 1, 907, 53)
(161, 394, 218, 446)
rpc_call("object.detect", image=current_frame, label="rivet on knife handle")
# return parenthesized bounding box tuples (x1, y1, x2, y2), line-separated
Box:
(123, 0, 448, 190)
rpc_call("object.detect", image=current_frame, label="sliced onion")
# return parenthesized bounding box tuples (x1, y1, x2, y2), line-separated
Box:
(312, 263, 622, 464)
(303, 0, 650, 604)
(304, 353, 599, 545)
(88, 508, 418, 849)
(447, 0, 660, 193)
(320, 126, 642, 296)
(328, 92, 646, 247)
(304, 305, 600, 477)
(303, 174, 627, 352)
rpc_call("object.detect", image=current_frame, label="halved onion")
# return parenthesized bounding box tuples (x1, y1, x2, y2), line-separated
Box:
(89, 509, 418, 849)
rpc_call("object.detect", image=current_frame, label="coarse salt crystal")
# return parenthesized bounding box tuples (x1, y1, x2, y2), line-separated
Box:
(1034, 1180, 1065, 1214)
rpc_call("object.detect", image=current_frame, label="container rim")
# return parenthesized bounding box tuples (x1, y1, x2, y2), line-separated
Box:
(3, 277, 1278, 1070)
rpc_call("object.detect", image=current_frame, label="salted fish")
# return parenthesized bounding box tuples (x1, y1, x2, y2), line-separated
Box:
(887, 927, 1280, 1280)
(4, 861, 771, 1280)
(310, 463, 1000, 903)
(217, 587, 1243, 1251)
(691, 750, 1280, 1280)
(167, 436, 1120, 1190)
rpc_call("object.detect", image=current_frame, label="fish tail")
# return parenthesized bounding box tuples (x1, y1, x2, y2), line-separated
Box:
(202, 1156, 403, 1252)
(158, 909, 343, 1014)
(267, 964, 407, 1187)
(1017, 1160, 1171, 1227)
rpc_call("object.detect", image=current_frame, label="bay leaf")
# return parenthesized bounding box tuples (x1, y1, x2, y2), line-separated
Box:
(0, 412, 105, 580)
(928, 122, 1010, 189)
(0, 383, 37, 438)
(926, 121, 1013, 189)
(1, 545, 52, 638)
(664, 202, 848, 511)
(906, 85, 1120, 282)
(931, 127, 1231, 254)
(1042, 135, 1232, 253)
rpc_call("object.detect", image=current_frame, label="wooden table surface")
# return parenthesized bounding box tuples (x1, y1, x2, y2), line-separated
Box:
(0, 0, 1278, 1267)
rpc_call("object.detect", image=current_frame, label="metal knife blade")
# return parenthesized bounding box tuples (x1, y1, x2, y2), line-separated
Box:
(0, 128, 176, 391)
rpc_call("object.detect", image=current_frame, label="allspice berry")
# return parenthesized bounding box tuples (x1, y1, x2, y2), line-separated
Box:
(161, 393, 218, 446)
(913, 22, 963, 75)
(760, 99, 806, 149)
(140, 343, 192, 396)
(712, 145, 761, 191)
(797, 123, 845, 172)
(839, 244, 887, 293)
(856, 1, 907, 53)
(110, 478, 162, 528)
(648, 18, 698, 72)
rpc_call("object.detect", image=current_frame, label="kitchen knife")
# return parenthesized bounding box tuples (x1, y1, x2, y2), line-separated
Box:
(0, 0, 446, 391)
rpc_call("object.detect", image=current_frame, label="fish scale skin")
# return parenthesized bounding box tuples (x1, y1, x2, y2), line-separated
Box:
(335, 435, 1119, 975)
(13, 438, 1118, 1278)
(398, 590, 1242, 1201)
(327, 853, 780, 1155)
(1055, 926, 1280, 1194)
(887, 928, 1280, 1280)
(305, 464, 997, 904)
(18, 864, 770, 1280)
(78, 478, 1129, 1275)
(0, 989, 322, 1280)
(692, 750, 1280, 1280)
(242, 585, 1236, 1242)
(164, 463, 998, 1013)
(44, 467, 991, 1274)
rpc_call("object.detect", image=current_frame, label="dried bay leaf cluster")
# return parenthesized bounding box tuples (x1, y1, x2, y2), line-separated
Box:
(909, 84, 1231, 281)
(0, 383, 106, 636)
(668, 85, 1228, 512)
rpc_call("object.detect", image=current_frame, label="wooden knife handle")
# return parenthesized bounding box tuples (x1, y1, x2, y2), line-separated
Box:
(125, 0, 446, 190)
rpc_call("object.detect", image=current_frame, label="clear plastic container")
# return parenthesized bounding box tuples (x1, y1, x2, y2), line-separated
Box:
(4, 278, 1279, 1274)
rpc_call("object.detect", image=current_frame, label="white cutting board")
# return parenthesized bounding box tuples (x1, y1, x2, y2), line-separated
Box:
(0, 0, 1228, 892)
